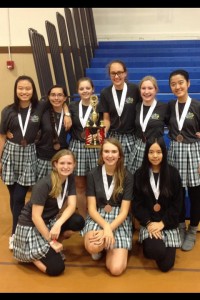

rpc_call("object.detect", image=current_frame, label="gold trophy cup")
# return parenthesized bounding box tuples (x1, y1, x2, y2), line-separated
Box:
(85, 95, 105, 148)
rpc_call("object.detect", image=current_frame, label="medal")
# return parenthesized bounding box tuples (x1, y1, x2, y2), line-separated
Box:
(53, 143, 61, 150)
(142, 134, 146, 143)
(81, 131, 86, 139)
(176, 134, 183, 142)
(153, 203, 161, 212)
(21, 138, 27, 147)
(104, 204, 112, 213)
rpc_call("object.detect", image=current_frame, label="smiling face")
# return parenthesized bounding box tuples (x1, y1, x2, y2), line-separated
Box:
(102, 141, 120, 168)
(170, 74, 190, 102)
(140, 79, 157, 105)
(148, 142, 163, 171)
(109, 62, 127, 90)
(49, 87, 67, 110)
(54, 154, 76, 179)
(78, 79, 94, 103)
(17, 80, 33, 107)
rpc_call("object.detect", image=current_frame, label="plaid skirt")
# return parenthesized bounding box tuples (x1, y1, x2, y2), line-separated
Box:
(80, 206, 133, 250)
(13, 218, 56, 262)
(138, 226, 181, 248)
(108, 131, 135, 167)
(1, 140, 37, 186)
(168, 140, 200, 187)
(36, 158, 52, 181)
(69, 139, 99, 176)
(127, 138, 146, 174)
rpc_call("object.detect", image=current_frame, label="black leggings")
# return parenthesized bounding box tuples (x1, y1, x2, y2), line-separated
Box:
(41, 213, 85, 276)
(143, 238, 176, 272)
(179, 186, 200, 226)
(7, 183, 29, 234)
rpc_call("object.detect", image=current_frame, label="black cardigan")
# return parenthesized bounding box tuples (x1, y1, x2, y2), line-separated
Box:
(133, 165, 182, 229)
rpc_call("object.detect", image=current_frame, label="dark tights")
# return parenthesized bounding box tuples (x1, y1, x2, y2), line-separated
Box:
(143, 238, 176, 272)
(41, 213, 85, 276)
(7, 183, 29, 234)
(179, 186, 200, 226)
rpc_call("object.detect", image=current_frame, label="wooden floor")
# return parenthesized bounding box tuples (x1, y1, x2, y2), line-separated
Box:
(1, 180, 200, 293)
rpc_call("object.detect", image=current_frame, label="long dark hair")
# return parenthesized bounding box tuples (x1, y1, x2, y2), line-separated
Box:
(137, 136, 172, 198)
(13, 75, 38, 110)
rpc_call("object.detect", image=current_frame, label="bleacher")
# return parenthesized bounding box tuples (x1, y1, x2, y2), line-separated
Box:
(86, 40, 200, 102)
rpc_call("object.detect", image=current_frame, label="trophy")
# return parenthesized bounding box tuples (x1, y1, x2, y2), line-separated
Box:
(85, 95, 105, 148)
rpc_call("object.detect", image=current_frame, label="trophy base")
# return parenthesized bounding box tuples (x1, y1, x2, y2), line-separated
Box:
(85, 144, 101, 149)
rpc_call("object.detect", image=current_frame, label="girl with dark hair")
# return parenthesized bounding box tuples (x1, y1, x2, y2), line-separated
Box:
(13, 149, 85, 276)
(0, 75, 47, 249)
(98, 60, 141, 166)
(167, 69, 200, 251)
(133, 137, 182, 272)
(81, 138, 133, 276)
(36, 84, 70, 180)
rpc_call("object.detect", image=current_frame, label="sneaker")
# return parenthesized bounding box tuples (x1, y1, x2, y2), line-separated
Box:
(91, 252, 102, 261)
(9, 234, 15, 250)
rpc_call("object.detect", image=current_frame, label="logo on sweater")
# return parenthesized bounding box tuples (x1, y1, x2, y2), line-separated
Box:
(186, 112, 194, 119)
(151, 113, 159, 120)
(125, 97, 134, 103)
(30, 115, 40, 122)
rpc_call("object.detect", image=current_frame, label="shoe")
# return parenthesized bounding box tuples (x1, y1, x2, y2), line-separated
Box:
(60, 251, 66, 261)
(181, 225, 197, 251)
(9, 234, 15, 250)
(91, 252, 102, 261)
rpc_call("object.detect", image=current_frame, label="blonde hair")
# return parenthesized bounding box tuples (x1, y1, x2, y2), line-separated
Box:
(139, 75, 159, 92)
(98, 138, 126, 201)
(49, 149, 76, 198)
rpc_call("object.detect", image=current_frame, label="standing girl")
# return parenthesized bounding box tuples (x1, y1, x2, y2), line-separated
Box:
(0, 75, 46, 249)
(68, 77, 100, 218)
(167, 69, 200, 251)
(98, 60, 141, 166)
(128, 76, 167, 174)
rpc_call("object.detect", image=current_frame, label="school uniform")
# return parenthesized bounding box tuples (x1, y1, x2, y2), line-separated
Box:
(80, 165, 134, 250)
(128, 101, 168, 174)
(98, 82, 141, 166)
(68, 100, 99, 176)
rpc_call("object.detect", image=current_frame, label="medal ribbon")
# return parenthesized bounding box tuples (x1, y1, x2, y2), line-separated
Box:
(112, 82, 127, 117)
(79, 100, 93, 128)
(140, 99, 157, 133)
(175, 96, 191, 131)
(102, 164, 115, 200)
(150, 169, 160, 200)
(57, 178, 68, 209)
(18, 104, 32, 139)
(55, 109, 64, 137)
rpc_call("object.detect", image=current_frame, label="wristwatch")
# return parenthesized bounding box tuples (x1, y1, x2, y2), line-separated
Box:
(64, 112, 71, 117)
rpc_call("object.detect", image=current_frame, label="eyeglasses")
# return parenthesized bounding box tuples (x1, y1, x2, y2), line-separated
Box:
(50, 93, 64, 98)
(110, 71, 125, 78)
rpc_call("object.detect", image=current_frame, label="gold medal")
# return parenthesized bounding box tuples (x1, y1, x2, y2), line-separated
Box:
(153, 203, 161, 212)
(176, 134, 183, 142)
(104, 204, 112, 213)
